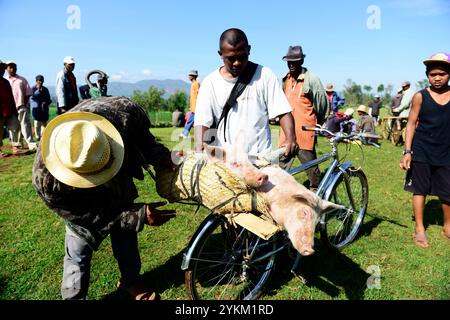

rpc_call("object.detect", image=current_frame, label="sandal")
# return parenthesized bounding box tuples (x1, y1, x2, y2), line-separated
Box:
(116, 280, 158, 300)
(413, 232, 430, 248)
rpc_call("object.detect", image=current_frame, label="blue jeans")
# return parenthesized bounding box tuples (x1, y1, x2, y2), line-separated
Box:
(61, 226, 141, 300)
(182, 112, 195, 136)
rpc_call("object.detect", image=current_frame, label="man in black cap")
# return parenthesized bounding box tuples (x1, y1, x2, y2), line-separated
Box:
(279, 45, 329, 191)
(30, 75, 52, 140)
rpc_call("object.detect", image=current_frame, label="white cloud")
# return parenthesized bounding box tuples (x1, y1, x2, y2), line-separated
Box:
(110, 74, 123, 81)
(388, 0, 450, 16)
(110, 71, 126, 81)
(108, 70, 155, 82)
(141, 69, 152, 77)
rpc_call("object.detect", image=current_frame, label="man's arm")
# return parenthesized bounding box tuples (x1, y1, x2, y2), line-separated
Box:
(400, 92, 422, 170)
(394, 90, 413, 113)
(310, 75, 330, 125)
(194, 125, 209, 153)
(55, 72, 65, 108)
(279, 112, 298, 156)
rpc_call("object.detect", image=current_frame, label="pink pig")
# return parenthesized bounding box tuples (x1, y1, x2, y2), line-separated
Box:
(203, 142, 268, 188)
(202, 131, 340, 256)
(256, 166, 340, 256)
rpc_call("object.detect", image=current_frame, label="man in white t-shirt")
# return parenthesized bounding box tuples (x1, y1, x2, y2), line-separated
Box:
(194, 28, 298, 157)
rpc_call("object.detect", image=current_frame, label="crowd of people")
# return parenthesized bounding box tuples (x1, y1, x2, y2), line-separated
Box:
(2, 27, 449, 300)
(0, 56, 111, 158)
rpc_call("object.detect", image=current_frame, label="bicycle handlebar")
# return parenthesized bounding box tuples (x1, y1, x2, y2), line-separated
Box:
(301, 125, 382, 147)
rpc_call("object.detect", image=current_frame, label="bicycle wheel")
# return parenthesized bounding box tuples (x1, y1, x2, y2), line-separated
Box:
(390, 123, 403, 145)
(320, 168, 368, 249)
(381, 118, 391, 140)
(185, 214, 278, 300)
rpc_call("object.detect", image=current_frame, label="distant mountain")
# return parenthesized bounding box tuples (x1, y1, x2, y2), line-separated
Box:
(46, 79, 190, 100)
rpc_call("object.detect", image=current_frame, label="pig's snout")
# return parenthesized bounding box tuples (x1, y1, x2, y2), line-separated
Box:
(300, 246, 315, 256)
(257, 173, 269, 187)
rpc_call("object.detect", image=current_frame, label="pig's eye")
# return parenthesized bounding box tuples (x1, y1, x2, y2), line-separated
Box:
(230, 161, 241, 168)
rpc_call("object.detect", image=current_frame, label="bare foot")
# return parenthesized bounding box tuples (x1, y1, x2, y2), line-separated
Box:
(413, 232, 430, 248)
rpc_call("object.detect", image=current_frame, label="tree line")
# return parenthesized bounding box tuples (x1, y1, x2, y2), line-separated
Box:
(131, 78, 430, 114)
(131, 86, 188, 113)
(342, 78, 428, 107)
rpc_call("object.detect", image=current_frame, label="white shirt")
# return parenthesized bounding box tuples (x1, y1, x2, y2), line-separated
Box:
(195, 64, 292, 156)
(396, 88, 415, 117)
(55, 70, 66, 107)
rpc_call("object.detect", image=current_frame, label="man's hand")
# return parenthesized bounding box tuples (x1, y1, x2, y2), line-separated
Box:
(145, 201, 176, 226)
(280, 140, 299, 157)
(399, 154, 412, 170)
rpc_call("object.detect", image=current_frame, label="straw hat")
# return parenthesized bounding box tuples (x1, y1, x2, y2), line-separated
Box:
(357, 105, 369, 114)
(41, 112, 124, 188)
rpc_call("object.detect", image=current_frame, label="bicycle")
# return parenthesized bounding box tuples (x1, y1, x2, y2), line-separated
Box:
(380, 115, 408, 146)
(181, 126, 382, 300)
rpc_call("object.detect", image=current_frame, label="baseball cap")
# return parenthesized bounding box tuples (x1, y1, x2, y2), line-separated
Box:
(36, 75, 44, 81)
(63, 56, 76, 64)
(401, 81, 410, 87)
(423, 52, 450, 66)
(344, 108, 354, 116)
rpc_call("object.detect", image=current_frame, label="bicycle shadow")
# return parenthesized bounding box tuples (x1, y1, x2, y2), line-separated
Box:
(265, 242, 370, 300)
(265, 214, 387, 300)
(101, 249, 186, 300)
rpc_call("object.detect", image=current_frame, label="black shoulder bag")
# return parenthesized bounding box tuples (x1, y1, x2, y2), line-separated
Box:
(214, 61, 258, 142)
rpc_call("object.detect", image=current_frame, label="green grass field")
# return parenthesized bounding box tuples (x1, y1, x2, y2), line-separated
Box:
(0, 117, 449, 300)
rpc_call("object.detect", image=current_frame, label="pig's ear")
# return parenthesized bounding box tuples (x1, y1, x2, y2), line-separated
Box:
(292, 193, 317, 208)
(204, 144, 227, 163)
(319, 199, 344, 215)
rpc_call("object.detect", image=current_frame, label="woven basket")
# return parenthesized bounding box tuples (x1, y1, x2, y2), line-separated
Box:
(155, 154, 271, 217)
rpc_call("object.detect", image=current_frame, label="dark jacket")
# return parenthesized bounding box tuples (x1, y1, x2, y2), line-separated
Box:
(30, 86, 52, 122)
(55, 70, 79, 114)
(32, 96, 173, 250)
(326, 113, 348, 133)
(0, 78, 17, 118)
(328, 91, 345, 114)
(369, 99, 382, 117)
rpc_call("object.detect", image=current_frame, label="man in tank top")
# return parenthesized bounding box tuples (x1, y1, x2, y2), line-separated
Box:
(400, 52, 450, 247)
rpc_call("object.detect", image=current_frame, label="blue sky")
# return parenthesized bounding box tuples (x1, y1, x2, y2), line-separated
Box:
(1, 0, 449, 93)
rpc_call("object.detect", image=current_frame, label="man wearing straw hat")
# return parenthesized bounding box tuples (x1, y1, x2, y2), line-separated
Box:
(356, 104, 375, 134)
(32, 96, 176, 300)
